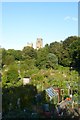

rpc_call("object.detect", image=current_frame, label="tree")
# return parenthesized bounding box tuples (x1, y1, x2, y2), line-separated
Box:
(63, 36, 78, 49)
(2, 49, 21, 66)
(49, 41, 63, 65)
(7, 49, 22, 61)
(22, 46, 37, 60)
(14, 50, 22, 61)
(58, 36, 78, 67)
(20, 59, 36, 77)
(46, 53, 58, 69)
(6, 66, 19, 84)
(4, 55, 15, 65)
(35, 47, 49, 69)
(69, 37, 80, 70)
(2, 48, 7, 66)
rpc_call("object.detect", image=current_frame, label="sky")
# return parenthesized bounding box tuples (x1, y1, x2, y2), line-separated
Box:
(1, 2, 78, 50)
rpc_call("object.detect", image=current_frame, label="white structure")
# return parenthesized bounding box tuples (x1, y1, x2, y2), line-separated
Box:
(27, 43, 33, 48)
(23, 77, 31, 85)
(36, 38, 43, 50)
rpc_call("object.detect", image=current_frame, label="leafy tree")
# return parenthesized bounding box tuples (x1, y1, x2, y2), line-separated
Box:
(60, 49, 72, 66)
(22, 46, 37, 60)
(6, 66, 19, 84)
(58, 36, 79, 67)
(7, 49, 22, 61)
(2, 48, 7, 66)
(20, 59, 36, 77)
(63, 36, 78, 49)
(35, 47, 49, 69)
(14, 50, 22, 61)
(49, 41, 63, 65)
(4, 55, 15, 65)
(69, 37, 80, 70)
(2, 49, 19, 66)
(6, 49, 15, 56)
(46, 53, 58, 69)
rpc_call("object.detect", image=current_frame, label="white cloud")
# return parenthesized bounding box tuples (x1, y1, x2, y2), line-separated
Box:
(64, 16, 78, 22)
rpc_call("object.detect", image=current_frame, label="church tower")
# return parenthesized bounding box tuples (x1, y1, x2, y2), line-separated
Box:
(36, 38, 43, 50)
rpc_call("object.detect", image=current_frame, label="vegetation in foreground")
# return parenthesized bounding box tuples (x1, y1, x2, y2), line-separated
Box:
(1, 36, 80, 119)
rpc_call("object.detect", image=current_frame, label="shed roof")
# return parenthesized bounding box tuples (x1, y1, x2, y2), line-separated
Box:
(45, 87, 58, 100)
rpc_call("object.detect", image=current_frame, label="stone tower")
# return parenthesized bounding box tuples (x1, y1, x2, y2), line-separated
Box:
(27, 42, 33, 48)
(36, 38, 43, 50)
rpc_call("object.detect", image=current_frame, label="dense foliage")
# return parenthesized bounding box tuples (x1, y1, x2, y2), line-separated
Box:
(2, 36, 80, 71)
(1, 36, 80, 117)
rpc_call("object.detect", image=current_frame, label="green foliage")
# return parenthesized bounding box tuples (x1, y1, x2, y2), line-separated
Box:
(2, 49, 22, 66)
(63, 36, 78, 48)
(13, 50, 22, 61)
(6, 49, 22, 61)
(2, 84, 37, 112)
(46, 53, 58, 69)
(19, 59, 36, 77)
(3, 65, 19, 85)
(2, 48, 7, 66)
(7, 69, 18, 84)
(2, 35, 80, 115)
(22, 46, 37, 60)
(36, 47, 51, 69)
(58, 36, 80, 68)
(69, 38, 80, 70)
(49, 42, 63, 64)
(4, 55, 15, 65)
(35, 48, 47, 69)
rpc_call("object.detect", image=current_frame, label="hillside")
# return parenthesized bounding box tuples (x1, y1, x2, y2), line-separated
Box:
(1, 36, 80, 119)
